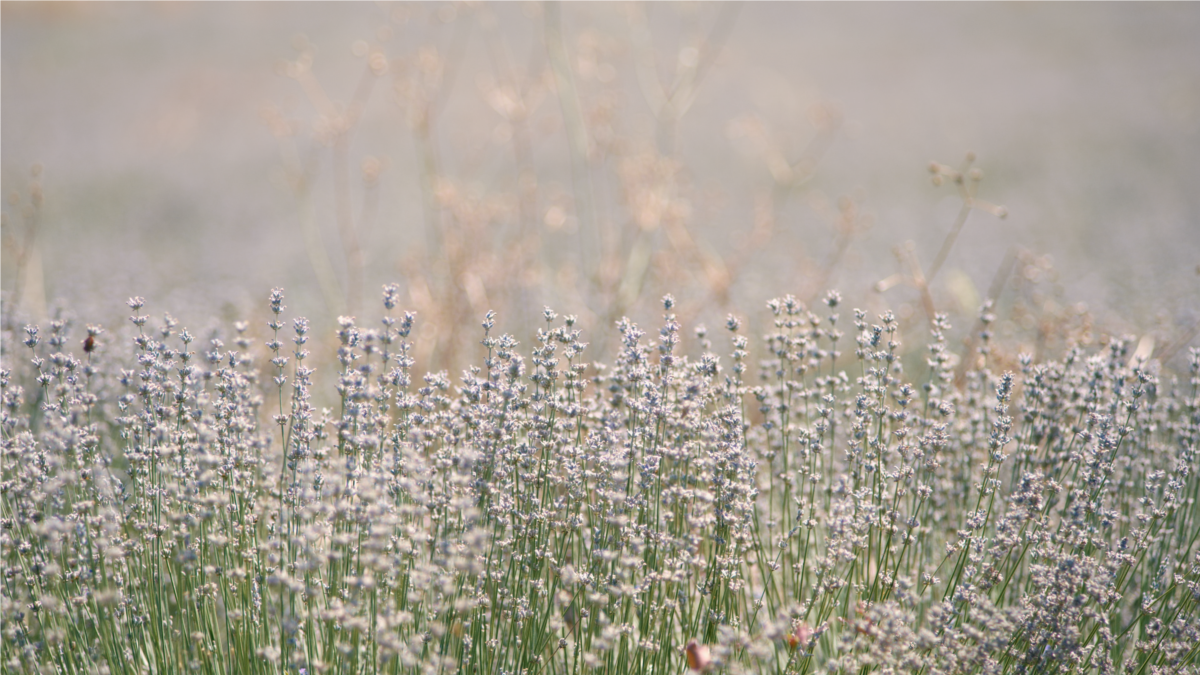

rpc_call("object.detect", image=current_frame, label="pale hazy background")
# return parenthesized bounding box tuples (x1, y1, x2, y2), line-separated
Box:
(4, 2, 1199, 368)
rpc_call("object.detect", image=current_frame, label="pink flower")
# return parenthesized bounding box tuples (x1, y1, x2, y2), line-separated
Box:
(788, 622, 814, 651)
(685, 639, 712, 672)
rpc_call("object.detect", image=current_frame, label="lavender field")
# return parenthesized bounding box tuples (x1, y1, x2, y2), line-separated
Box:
(3, 3, 1199, 674)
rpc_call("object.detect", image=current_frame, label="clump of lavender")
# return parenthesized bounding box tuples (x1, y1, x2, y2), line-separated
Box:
(2, 288, 1197, 675)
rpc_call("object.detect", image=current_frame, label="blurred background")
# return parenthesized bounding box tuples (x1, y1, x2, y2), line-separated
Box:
(4, 2, 1199, 373)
